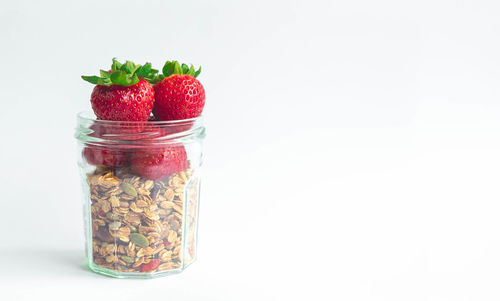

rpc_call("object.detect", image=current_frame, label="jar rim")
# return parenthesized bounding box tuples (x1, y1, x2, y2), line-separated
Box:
(75, 111, 205, 144)
(77, 111, 203, 125)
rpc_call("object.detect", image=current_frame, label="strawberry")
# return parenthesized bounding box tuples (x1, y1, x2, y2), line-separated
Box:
(89, 121, 163, 141)
(89, 119, 186, 142)
(90, 79, 153, 121)
(130, 144, 188, 180)
(128, 123, 172, 141)
(82, 58, 158, 122)
(149, 115, 197, 137)
(137, 121, 195, 139)
(83, 145, 129, 167)
(151, 61, 205, 121)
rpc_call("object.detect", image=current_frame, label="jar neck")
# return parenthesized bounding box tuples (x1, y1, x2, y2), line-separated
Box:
(75, 112, 205, 145)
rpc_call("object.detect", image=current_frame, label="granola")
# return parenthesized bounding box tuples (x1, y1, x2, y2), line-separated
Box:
(87, 166, 199, 273)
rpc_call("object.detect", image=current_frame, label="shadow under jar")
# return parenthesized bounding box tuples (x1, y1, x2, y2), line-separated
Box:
(75, 112, 205, 278)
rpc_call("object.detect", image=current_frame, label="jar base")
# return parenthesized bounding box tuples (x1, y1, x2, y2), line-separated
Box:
(87, 259, 196, 279)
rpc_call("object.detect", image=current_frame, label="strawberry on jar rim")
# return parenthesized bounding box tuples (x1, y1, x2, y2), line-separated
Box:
(150, 61, 205, 121)
(82, 58, 158, 122)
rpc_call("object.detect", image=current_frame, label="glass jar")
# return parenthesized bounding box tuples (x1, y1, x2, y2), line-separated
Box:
(75, 112, 205, 278)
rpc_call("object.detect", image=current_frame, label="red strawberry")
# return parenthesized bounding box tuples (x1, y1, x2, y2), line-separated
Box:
(128, 123, 170, 141)
(89, 121, 161, 141)
(130, 144, 188, 180)
(131, 122, 194, 141)
(82, 58, 159, 122)
(83, 145, 129, 167)
(90, 79, 154, 121)
(90, 119, 188, 142)
(147, 116, 196, 137)
(152, 61, 205, 121)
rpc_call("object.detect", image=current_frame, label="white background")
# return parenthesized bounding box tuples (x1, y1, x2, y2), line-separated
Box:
(1, 0, 500, 300)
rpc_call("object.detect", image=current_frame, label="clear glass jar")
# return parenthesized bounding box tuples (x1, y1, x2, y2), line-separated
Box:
(75, 112, 205, 278)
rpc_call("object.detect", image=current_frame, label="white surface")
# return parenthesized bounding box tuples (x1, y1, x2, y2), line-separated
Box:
(1, 0, 500, 300)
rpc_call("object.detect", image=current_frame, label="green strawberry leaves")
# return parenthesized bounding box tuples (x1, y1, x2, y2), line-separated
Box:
(82, 58, 159, 87)
(82, 58, 201, 86)
(135, 63, 152, 79)
(162, 62, 176, 79)
(100, 70, 111, 78)
(81, 75, 112, 86)
(147, 60, 201, 84)
(110, 70, 138, 86)
(194, 66, 202, 77)
(162, 61, 201, 78)
(111, 58, 122, 70)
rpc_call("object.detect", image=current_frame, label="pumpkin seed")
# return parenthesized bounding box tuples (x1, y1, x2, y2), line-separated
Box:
(130, 233, 149, 247)
(128, 225, 137, 233)
(106, 212, 119, 220)
(122, 256, 135, 264)
(121, 182, 137, 197)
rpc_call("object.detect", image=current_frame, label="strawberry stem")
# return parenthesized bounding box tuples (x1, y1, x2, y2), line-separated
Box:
(148, 60, 202, 84)
(82, 58, 159, 86)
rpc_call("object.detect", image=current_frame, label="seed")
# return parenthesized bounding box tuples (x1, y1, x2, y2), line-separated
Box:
(128, 225, 137, 232)
(130, 233, 149, 247)
(106, 212, 119, 220)
(122, 256, 135, 264)
(121, 182, 137, 197)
